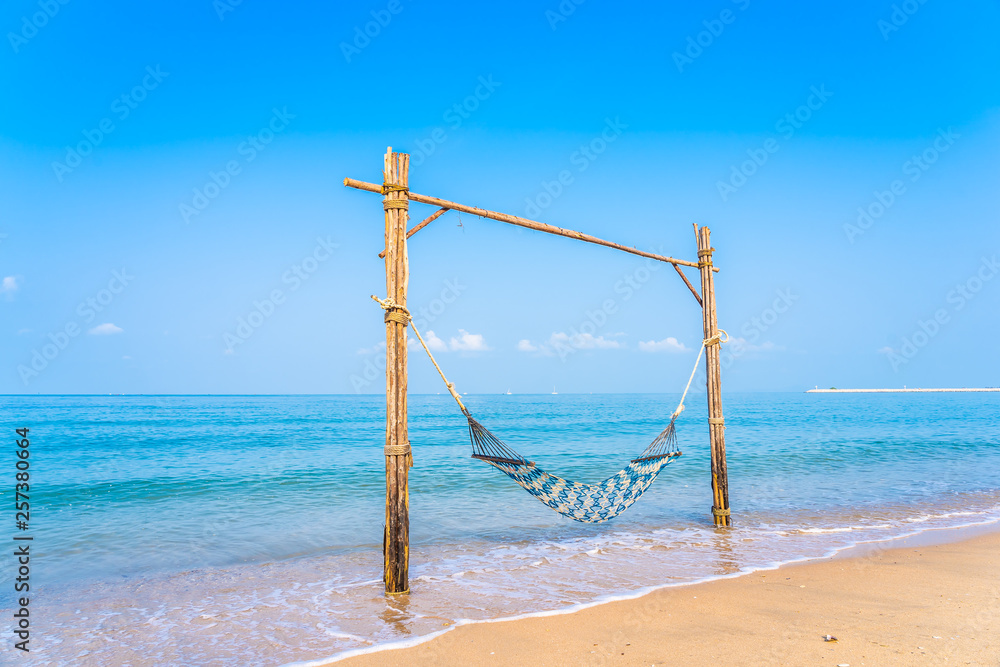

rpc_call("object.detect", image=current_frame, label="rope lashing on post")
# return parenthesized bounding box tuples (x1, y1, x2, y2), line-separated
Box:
(383, 309, 410, 325)
(382, 180, 410, 210)
(371, 294, 730, 523)
(381, 182, 409, 195)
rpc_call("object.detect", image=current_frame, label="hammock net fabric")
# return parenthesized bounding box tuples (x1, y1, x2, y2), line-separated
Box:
(467, 415, 681, 523)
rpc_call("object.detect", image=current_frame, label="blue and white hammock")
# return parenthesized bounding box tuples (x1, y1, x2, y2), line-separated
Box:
(373, 295, 716, 524)
(466, 413, 682, 523)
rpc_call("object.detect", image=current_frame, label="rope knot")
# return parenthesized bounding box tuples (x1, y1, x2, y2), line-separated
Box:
(703, 329, 729, 347)
(373, 294, 470, 416)
(371, 295, 411, 324)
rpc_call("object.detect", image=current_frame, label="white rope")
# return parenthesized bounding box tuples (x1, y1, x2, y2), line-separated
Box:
(671, 329, 728, 420)
(671, 344, 704, 420)
(371, 294, 468, 414)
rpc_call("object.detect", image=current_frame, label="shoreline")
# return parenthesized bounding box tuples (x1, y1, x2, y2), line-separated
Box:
(306, 523, 1000, 666)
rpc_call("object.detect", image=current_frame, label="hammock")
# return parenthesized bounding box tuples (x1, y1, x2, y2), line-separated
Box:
(465, 413, 682, 523)
(373, 296, 720, 524)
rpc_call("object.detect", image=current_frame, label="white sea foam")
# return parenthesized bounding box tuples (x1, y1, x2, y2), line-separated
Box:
(288, 508, 1000, 666)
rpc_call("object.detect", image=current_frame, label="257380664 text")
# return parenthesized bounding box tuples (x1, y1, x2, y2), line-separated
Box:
(13, 427, 31, 653)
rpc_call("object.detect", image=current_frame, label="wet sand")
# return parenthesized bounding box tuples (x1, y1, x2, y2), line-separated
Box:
(334, 530, 1000, 666)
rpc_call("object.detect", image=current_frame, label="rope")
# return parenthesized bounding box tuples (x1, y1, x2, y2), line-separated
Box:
(672, 341, 705, 420)
(712, 507, 731, 517)
(384, 310, 409, 325)
(381, 183, 409, 195)
(382, 179, 409, 210)
(368, 296, 716, 521)
(708, 417, 725, 425)
(372, 294, 728, 470)
(371, 295, 469, 415)
(670, 329, 729, 420)
(703, 329, 729, 347)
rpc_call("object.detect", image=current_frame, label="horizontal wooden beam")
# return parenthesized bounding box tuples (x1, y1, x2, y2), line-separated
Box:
(378, 207, 449, 259)
(344, 177, 717, 272)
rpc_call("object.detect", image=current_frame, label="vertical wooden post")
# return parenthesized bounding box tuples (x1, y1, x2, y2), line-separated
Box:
(383, 147, 411, 593)
(696, 225, 731, 527)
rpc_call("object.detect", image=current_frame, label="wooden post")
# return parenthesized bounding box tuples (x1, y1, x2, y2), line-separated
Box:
(383, 148, 411, 593)
(696, 225, 731, 527)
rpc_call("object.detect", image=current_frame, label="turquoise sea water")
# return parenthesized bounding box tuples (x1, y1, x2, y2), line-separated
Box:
(1, 393, 999, 665)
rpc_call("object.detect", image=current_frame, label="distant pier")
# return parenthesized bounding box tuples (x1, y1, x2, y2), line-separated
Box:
(807, 387, 1000, 393)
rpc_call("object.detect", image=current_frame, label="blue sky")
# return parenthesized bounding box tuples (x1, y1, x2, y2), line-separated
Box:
(1, 0, 998, 394)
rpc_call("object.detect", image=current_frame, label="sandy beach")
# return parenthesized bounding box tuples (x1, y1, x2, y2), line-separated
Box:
(337, 530, 1000, 666)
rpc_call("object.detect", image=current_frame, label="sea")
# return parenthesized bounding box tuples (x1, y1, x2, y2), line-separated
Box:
(1, 392, 998, 665)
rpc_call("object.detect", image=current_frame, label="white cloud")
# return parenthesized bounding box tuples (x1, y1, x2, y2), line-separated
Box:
(423, 330, 448, 352)
(1, 276, 18, 294)
(450, 329, 490, 352)
(728, 337, 784, 353)
(517, 331, 621, 356)
(358, 335, 443, 356)
(550, 331, 620, 350)
(356, 341, 386, 355)
(877, 346, 894, 355)
(638, 336, 689, 353)
(89, 323, 123, 335)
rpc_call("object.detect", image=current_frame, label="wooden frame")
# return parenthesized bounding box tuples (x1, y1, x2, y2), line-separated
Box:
(348, 148, 732, 594)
